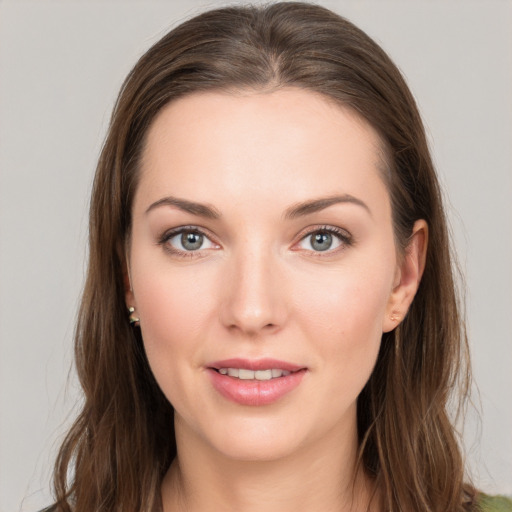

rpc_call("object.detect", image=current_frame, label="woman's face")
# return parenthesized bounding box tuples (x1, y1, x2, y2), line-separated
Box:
(127, 88, 422, 462)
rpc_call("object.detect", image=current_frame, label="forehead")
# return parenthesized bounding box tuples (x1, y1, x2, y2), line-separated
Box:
(136, 88, 389, 216)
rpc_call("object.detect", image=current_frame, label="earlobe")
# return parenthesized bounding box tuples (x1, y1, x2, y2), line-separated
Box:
(383, 219, 428, 333)
(124, 263, 140, 326)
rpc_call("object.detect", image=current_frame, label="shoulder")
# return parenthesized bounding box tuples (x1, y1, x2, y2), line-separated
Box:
(477, 494, 512, 512)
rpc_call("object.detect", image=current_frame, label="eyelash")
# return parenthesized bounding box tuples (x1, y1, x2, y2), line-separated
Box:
(157, 225, 353, 259)
(157, 225, 218, 259)
(296, 225, 353, 257)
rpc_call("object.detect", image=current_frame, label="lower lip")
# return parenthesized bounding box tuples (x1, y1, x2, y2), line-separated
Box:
(207, 368, 306, 406)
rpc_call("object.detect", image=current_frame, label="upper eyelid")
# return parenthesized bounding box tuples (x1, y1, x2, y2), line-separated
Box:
(160, 225, 217, 242)
(297, 224, 351, 238)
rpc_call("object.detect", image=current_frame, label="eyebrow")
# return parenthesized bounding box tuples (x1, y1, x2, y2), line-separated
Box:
(283, 194, 372, 220)
(145, 194, 371, 220)
(145, 196, 221, 219)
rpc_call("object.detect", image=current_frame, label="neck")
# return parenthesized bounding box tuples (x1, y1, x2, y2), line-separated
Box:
(161, 417, 380, 512)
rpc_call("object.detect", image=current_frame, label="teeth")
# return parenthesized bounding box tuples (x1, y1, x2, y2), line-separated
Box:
(239, 369, 254, 380)
(255, 370, 272, 380)
(218, 368, 293, 380)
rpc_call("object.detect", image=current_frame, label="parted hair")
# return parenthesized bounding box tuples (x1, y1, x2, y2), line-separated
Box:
(52, 3, 475, 511)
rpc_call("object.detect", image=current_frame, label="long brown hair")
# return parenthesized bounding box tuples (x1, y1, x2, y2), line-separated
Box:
(52, 3, 475, 511)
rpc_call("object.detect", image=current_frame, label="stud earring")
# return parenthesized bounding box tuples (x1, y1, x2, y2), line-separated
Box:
(128, 306, 140, 327)
(390, 311, 400, 323)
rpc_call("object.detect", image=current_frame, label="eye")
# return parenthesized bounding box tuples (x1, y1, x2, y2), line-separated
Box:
(297, 226, 351, 253)
(160, 227, 218, 255)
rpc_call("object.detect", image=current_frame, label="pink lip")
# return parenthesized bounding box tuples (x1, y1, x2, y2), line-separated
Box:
(208, 358, 304, 372)
(206, 358, 307, 406)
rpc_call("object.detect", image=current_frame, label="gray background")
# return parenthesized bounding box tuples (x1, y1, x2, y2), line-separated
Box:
(1, 1, 511, 511)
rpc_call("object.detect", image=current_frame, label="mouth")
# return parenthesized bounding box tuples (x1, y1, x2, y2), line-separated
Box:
(213, 368, 293, 380)
(207, 358, 307, 406)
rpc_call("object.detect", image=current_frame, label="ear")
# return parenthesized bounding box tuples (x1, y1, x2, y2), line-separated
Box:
(123, 256, 136, 309)
(382, 219, 428, 333)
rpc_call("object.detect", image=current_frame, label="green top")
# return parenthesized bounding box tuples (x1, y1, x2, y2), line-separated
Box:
(479, 494, 512, 511)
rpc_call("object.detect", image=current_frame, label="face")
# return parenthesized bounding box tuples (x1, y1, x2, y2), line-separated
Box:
(126, 88, 420, 462)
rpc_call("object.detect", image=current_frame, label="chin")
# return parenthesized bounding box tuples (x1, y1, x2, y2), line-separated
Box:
(214, 436, 300, 463)
(199, 415, 313, 463)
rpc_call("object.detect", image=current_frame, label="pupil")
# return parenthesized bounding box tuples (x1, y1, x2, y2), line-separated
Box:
(312, 232, 332, 251)
(181, 231, 203, 250)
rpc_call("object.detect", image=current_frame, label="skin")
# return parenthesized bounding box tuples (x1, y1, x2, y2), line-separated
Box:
(125, 88, 427, 512)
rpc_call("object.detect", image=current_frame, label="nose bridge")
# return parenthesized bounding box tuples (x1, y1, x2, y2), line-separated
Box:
(220, 237, 285, 335)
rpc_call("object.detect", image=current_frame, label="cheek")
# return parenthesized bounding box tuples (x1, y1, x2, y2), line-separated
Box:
(291, 256, 394, 387)
(294, 258, 394, 338)
(136, 267, 215, 339)
(132, 258, 219, 396)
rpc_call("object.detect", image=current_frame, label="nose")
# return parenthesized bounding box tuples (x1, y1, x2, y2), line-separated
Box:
(219, 243, 288, 337)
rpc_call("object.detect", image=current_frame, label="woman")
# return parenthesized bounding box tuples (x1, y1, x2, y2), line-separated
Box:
(48, 3, 510, 512)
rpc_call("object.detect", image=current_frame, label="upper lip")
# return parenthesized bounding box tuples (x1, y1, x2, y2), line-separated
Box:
(207, 358, 305, 372)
